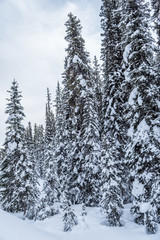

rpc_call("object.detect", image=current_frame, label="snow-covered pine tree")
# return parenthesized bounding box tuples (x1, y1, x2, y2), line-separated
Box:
(54, 82, 64, 191)
(62, 189, 78, 232)
(101, 137, 123, 227)
(147, 3, 160, 223)
(79, 78, 101, 207)
(151, 0, 160, 47)
(100, 0, 126, 226)
(122, 0, 160, 232)
(54, 82, 63, 139)
(25, 122, 35, 172)
(24, 121, 40, 219)
(0, 148, 4, 165)
(44, 88, 55, 176)
(33, 124, 45, 179)
(62, 13, 96, 204)
(37, 157, 59, 220)
(25, 122, 33, 148)
(37, 89, 59, 220)
(0, 80, 39, 219)
(81, 203, 87, 216)
(45, 88, 55, 144)
(92, 56, 102, 135)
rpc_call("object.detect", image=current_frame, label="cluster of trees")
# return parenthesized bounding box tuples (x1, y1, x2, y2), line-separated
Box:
(0, 0, 159, 234)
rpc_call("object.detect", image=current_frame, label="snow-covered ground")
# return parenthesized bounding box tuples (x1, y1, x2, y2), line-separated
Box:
(0, 204, 160, 240)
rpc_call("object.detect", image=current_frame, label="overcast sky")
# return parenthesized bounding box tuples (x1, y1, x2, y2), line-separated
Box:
(0, 0, 102, 147)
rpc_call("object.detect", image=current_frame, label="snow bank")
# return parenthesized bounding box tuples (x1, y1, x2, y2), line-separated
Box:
(0, 209, 55, 240)
(0, 205, 159, 240)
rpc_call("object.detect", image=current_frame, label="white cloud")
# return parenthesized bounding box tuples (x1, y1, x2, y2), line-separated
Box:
(0, 0, 101, 146)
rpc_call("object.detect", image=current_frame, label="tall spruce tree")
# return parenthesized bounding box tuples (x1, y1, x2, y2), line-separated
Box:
(54, 82, 63, 188)
(33, 124, 45, 179)
(45, 88, 55, 144)
(0, 80, 39, 218)
(24, 121, 40, 219)
(92, 56, 102, 132)
(150, 0, 160, 226)
(62, 12, 97, 204)
(44, 88, 55, 176)
(37, 89, 59, 220)
(122, 0, 160, 233)
(100, 0, 125, 226)
(77, 65, 101, 207)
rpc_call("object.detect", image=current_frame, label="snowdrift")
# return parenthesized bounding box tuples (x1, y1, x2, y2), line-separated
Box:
(0, 205, 159, 240)
(0, 209, 55, 240)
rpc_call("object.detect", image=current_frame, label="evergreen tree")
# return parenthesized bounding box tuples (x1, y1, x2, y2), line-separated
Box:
(122, 0, 160, 232)
(101, 137, 123, 227)
(81, 203, 87, 217)
(33, 124, 45, 179)
(36, 88, 59, 220)
(151, 0, 160, 47)
(54, 82, 63, 186)
(0, 148, 4, 165)
(0, 80, 39, 218)
(62, 189, 78, 232)
(92, 56, 102, 133)
(36, 157, 59, 220)
(25, 122, 35, 169)
(100, 0, 125, 225)
(45, 88, 55, 145)
(44, 88, 55, 177)
(24, 121, 40, 219)
(54, 82, 63, 137)
(79, 80, 101, 206)
(150, 5, 160, 224)
(62, 12, 96, 204)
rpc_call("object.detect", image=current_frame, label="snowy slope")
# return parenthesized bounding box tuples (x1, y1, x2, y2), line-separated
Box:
(0, 205, 160, 240)
(0, 209, 55, 240)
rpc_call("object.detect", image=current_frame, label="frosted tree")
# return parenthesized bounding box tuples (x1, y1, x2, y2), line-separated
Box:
(101, 137, 123, 226)
(0, 148, 4, 164)
(79, 84, 101, 206)
(151, 0, 160, 46)
(62, 13, 95, 204)
(150, 5, 160, 224)
(24, 121, 40, 219)
(0, 80, 39, 219)
(92, 56, 102, 134)
(25, 122, 35, 171)
(62, 189, 78, 232)
(36, 156, 59, 220)
(45, 88, 55, 144)
(100, 0, 126, 225)
(54, 81, 64, 192)
(36, 88, 59, 220)
(33, 124, 45, 179)
(44, 88, 55, 176)
(122, 0, 160, 232)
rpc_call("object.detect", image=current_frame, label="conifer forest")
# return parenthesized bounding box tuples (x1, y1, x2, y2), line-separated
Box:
(0, 0, 160, 237)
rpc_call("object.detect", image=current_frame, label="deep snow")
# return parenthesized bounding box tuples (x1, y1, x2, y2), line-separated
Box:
(0, 204, 159, 240)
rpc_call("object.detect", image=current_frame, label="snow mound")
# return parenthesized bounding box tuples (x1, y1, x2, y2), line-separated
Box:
(0, 209, 56, 240)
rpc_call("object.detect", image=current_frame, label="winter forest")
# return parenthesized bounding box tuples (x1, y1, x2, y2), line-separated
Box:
(0, 0, 160, 238)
